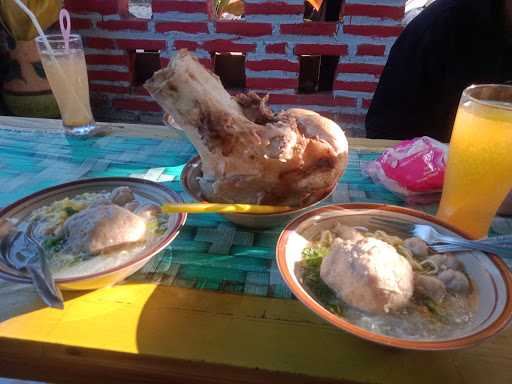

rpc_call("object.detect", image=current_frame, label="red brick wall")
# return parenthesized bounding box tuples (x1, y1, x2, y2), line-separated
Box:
(65, 0, 405, 136)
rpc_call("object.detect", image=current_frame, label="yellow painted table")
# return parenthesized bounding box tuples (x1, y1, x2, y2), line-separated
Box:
(0, 117, 511, 384)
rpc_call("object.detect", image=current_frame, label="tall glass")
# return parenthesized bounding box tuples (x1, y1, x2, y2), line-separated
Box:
(437, 84, 512, 238)
(35, 34, 96, 136)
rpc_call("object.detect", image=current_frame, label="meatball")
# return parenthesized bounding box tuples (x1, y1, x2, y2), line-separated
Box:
(110, 186, 134, 206)
(414, 274, 446, 303)
(320, 237, 414, 314)
(331, 224, 365, 242)
(425, 253, 463, 272)
(61, 204, 146, 254)
(403, 237, 430, 259)
(438, 269, 470, 294)
(124, 201, 140, 212)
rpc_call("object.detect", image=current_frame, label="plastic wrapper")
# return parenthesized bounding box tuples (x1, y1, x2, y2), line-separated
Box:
(364, 136, 448, 204)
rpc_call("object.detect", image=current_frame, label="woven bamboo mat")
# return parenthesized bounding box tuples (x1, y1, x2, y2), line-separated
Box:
(0, 129, 510, 298)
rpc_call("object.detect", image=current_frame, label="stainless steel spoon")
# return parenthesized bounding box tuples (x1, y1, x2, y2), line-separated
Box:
(0, 219, 63, 309)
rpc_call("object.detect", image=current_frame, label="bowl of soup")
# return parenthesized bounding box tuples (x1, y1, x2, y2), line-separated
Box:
(0, 177, 187, 290)
(275, 203, 512, 350)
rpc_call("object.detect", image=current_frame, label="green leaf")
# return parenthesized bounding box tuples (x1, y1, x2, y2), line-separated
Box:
(63, 206, 78, 216)
(43, 235, 64, 252)
(32, 61, 47, 80)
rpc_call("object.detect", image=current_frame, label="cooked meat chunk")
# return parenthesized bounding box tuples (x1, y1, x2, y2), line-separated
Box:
(124, 201, 140, 212)
(144, 50, 348, 207)
(414, 274, 446, 303)
(425, 253, 463, 272)
(320, 237, 414, 314)
(438, 269, 470, 294)
(331, 224, 365, 242)
(61, 204, 146, 254)
(403, 237, 430, 259)
(110, 187, 134, 206)
(135, 204, 162, 220)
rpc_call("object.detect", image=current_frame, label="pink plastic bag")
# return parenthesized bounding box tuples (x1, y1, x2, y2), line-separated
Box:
(364, 136, 448, 204)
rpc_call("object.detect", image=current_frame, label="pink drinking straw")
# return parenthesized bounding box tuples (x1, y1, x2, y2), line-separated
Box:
(59, 9, 71, 52)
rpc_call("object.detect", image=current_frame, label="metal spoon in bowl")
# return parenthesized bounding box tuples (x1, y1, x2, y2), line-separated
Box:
(0, 219, 63, 309)
(370, 217, 512, 259)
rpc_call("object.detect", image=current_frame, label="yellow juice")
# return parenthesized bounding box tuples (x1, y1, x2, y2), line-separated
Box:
(40, 50, 93, 127)
(437, 99, 512, 238)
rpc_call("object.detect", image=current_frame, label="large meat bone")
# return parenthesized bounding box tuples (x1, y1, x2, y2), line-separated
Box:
(145, 50, 349, 206)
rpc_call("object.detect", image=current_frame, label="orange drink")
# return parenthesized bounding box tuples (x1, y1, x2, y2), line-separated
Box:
(39, 49, 93, 127)
(36, 34, 96, 136)
(437, 84, 512, 238)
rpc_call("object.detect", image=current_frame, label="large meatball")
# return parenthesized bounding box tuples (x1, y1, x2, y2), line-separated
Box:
(320, 237, 414, 314)
(61, 204, 146, 254)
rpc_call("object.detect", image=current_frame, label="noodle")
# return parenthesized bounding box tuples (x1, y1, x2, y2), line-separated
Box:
(319, 230, 334, 247)
(302, 224, 476, 340)
(420, 259, 439, 275)
(370, 230, 403, 246)
(397, 245, 424, 271)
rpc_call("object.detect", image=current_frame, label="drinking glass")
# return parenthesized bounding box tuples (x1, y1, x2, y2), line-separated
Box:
(437, 84, 512, 238)
(35, 34, 96, 136)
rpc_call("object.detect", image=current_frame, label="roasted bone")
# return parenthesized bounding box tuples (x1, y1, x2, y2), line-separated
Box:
(145, 50, 348, 206)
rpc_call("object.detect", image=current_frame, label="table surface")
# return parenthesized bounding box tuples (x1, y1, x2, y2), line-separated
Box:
(0, 117, 511, 384)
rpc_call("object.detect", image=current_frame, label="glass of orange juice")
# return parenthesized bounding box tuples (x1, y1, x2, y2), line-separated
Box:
(437, 84, 512, 238)
(35, 34, 96, 136)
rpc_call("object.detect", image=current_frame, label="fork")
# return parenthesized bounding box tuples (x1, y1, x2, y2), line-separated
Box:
(370, 217, 512, 258)
(429, 239, 512, 254)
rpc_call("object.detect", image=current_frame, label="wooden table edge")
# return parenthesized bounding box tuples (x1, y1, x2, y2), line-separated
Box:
(0, 336, 360, 384)
(0, 116, 398, 150)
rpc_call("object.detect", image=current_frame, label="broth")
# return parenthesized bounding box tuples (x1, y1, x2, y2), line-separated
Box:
(298, 225, 478, 341)
(29, 189, 170, 279)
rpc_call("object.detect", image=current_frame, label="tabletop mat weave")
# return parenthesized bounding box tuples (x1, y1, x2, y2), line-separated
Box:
(1, 128, 511, 298)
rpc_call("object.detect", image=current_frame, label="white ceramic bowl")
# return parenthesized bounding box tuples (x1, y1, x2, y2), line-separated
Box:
(0, 177, 187, 290)
(181, 156, 335, 229)
(276, 203, 512, 350)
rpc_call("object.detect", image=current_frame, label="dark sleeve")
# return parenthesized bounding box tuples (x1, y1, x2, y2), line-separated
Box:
(365, 11, 455, 141)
